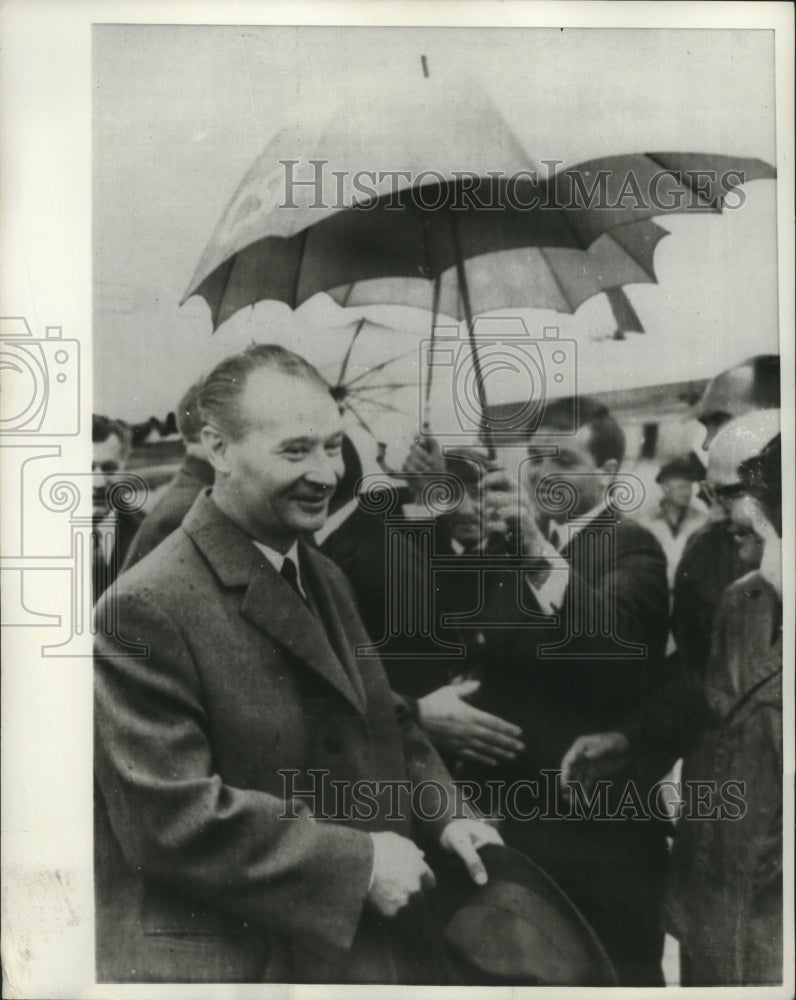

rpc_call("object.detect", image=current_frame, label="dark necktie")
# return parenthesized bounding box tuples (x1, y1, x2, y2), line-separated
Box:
(281, 556, 309, 608)
(283, 552, 365, 707)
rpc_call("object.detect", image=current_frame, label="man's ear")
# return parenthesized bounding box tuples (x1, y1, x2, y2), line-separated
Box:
(201, 425, 231, 474)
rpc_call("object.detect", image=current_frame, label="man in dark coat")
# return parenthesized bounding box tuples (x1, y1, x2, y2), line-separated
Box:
(470, 397, 670, 986)
(94, 344, 500, 984)
(565, 429, 783, 986)
(319, 439, 525, 769)
(122, 378, 214, 570)
(562, 409, 781, 786)
(92, 414, 142, 598)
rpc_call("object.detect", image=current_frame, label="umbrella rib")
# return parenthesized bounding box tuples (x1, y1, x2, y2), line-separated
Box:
(537, 246, 577, 312)
(644, 153, 719, 209)
(549, 168, 604, 250)
(344, 401, 380, 440)
(344, 350, 417, 387)
(351, 396, 412, 416)
(290, 229, 310, 308)
(211, 258, 236, 331)
(604, 223, 669, 276)
(346, 385, 407, 401)
(419, 205, 435, 282)
(337, 318, 366, 385)
(349, 381, 415, 392)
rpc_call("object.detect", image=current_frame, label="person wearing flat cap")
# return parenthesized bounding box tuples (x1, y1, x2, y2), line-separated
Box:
(643, 452, 707, 590)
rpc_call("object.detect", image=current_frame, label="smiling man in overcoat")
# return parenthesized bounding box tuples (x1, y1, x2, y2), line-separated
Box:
(93, 343, 499, 984)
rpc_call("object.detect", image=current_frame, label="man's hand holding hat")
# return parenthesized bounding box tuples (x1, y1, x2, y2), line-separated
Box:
(367, 831, 437, 918)
(439, 817, 504, 887)
(367, 818, 503, 918)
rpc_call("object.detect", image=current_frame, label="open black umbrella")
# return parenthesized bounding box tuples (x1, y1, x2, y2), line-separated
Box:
(327, 220, 670, 338)
(182, 70, 775, 436)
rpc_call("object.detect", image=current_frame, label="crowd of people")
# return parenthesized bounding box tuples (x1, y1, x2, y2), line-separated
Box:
(91, 348, 782, 986)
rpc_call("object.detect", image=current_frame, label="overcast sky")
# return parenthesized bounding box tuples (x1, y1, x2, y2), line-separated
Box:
(93, 24, 780, 457)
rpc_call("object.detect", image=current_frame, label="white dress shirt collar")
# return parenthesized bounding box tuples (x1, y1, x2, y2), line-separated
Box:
(549, 500, 607, 550)
(252, 539, 306, 597)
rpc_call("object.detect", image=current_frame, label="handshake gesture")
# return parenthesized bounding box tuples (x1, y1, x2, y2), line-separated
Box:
(559, 731, 632, 795)
(367, 819, 503, 918)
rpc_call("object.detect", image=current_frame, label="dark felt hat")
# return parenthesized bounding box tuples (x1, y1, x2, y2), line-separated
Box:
(427, 843, 618, 986)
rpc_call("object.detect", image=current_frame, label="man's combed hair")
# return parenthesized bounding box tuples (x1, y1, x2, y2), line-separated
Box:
(197, 343, 331, 440)
(92, 413, 133, 450)
(538, 396, 626, 466)
(176, 379, 206, 444)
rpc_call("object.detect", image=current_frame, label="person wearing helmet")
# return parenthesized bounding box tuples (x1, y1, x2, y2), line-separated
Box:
(693, 354, 779, 450)
(560, 416, 782, 984)
(672, 407, 780, 686)
(561, 408, 780, 776)
(665, 433, 783, 985)
(644, 453, 707, 591)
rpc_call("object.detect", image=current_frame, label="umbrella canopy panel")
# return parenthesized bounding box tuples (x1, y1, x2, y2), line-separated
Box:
(329, 220, 671, 320)
(185, 140, 774, 331)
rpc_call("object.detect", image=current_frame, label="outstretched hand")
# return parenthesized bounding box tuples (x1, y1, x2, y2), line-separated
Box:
(417, 679, 525, 767)
(560, 732, 632, 795)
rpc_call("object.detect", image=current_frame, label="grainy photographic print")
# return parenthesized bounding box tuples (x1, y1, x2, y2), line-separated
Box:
(1, 3, 794, 998)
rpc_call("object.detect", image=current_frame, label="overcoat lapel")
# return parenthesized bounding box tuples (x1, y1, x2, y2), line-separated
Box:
(184, 491, 366, 715)
(300, 543, 368, 710)
(559, 506, 616, 564)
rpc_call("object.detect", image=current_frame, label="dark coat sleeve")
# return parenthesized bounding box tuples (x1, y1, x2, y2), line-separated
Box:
(618, 531, 741, 778)
(94, 587, 374, 955)
(121, 486, 195, 572)
(326, 553, 478, 830)
(616, 655, 710, 784)
(475, 520, 670, 774)
(561, 521, 669, 657)
(540, 521, 670, 722)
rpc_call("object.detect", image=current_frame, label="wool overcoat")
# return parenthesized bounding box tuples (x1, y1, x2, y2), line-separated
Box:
(94, 490, 461, 983)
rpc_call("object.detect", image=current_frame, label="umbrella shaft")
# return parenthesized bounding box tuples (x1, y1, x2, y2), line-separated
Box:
(450, 217, 493, 457)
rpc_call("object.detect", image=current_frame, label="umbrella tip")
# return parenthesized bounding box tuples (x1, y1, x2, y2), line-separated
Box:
(421, 54, 429, 78)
